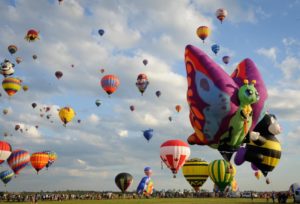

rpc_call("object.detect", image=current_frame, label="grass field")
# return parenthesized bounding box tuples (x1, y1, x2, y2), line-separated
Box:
(5, 198, 294, 204)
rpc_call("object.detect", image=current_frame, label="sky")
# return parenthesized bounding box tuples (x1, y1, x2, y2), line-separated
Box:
(0, 0, 300, 192)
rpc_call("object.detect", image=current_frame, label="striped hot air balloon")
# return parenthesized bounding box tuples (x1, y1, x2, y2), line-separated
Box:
(43, 150, 57, 169)
(101, 75, 120, 96)
(30, 152, 49, 173)
(0, 141, 12, 165)
(7, 149, 30, 175)
(115, 172, 133, 193)
(182, 158, 209, 192)
(208, 159, 236, 191)
(2, 77, 22, 96)
(160, 140, 190, 178)
(0, 170, 14, 186)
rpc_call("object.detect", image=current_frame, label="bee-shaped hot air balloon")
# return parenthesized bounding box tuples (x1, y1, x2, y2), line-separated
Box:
(0, 59, 15, 77)
(234, 113, 281, 183)
(182, 158, 209, 192)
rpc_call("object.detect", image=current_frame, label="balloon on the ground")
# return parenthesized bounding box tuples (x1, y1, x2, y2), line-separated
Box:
(1, 59, 15, 77)
(160, 139, 190, 178)
(185, 45, 267, 162)
(216, 8, 228, 23)
(59, 107, 76, 126)
(7, 149, 30, 175)
(2, 77, 22, 96)
(196, 26, 210, 43)
(143, 129, 153, 142)
(136, 176, 154, 196)
(0, 141, 12, 165)
(115, 172, 133, 193)
(290, 183, 300, 193)
(0, 170, 14, 186)
(25, 29, 39, 42)
(182, 158, 209, 192)
(101, 75, 120, 95)
(30, 152, 49, 173)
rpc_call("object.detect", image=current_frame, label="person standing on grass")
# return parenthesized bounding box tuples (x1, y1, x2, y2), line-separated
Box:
(272, 191, 276, 203)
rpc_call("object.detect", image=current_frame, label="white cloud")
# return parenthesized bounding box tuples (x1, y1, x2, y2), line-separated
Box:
(77, 159, 86, 165)
(256, 47, 277, 61)
(87, 114, 100, 124)
(118, 130, 128, 137)
(278, 56, 300, 79)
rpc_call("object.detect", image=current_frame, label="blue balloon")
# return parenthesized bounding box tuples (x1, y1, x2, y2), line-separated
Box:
(211, 44, 220, 55)
(98, 29, 105, 36)
(0, 170, 14, 185)
(143, 129, 153, 142)
(137, 176, 151, 195)
(155, 91, 161, 98)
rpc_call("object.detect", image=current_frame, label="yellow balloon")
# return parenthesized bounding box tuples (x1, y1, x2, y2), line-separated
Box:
(58, 107, 76, 126)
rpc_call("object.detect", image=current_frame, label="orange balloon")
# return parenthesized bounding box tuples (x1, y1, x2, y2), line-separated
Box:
(100, 75, 120, 95)
(30, 152, 49, 173)
(175, 105, 182, 113)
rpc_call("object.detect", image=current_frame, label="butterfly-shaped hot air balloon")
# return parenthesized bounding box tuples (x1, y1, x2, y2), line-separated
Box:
(185, 45, 267, 161)
(7, 149, 30, 175)
(208, 159, 236, 192)
(30, 152, 49, 174)
(115, 172, 133, 193)
(182, 158, 209, 192)
(2, 77, 22, 96)
(25, 29, 39, 42)
(43, 150, 57, 169)
(196, 26, 210, 43)
(136, 74, 149, 95)
(0, 170, 14, 186)
(0, 141, 12, 165)
(160, 140, 190, 178)
(101, 75, 120, 96)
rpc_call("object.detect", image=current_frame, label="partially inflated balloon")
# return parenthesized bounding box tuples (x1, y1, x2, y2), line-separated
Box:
(115, 172, 133, 193)
(0, 170, 14, 186)
(55, 71, 63, 79)
(8, 45, 18, 55)
(7, 149, 30, 175)
(101, 75, 120, 95)
(30, 152, 49, 173)
(182, 158, 209, 192)
(196, 26, 210, 43)
(2, 77, 22, 96)
(0, 141, 12, 165)
(25, 29, 39, 42)
(58, 107, 76, 126)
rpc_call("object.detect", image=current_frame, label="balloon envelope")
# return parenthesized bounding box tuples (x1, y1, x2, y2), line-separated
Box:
(143, 129, 153, 142)
(59, 107, 76, 126)
(101, 75, 120, 95)
(155, 91, 161, 97)
(55, 71, 63, 79)
(30, 152, 49, 173)
(98, 29, 105, 36)
(196, 26, 210, 42)
(216, 8, 228, 23)
(2, 77, 22, 96)
(0, 170, 14, 185)
(8, 45, 18, 55)
(7, 149, 30, 175)
(0, 141, 12, 165)
(115, 172, 133, 193)
(25, 29, 39, 42)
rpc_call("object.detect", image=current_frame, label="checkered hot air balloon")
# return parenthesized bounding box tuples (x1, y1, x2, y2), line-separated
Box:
(30, 152, 49, 173)
(7, 149, 30, 175)
(160, 140, 190, 178)
(0, 141, 12, 165)
(101, 75, 120, 96)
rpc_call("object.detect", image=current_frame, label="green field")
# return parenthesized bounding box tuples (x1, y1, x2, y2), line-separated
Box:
(4, 198, 294, 204)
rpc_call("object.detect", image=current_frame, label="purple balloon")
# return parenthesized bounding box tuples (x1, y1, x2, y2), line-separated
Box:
(251, 163, 259, 171)
(234, 147, 246, 165)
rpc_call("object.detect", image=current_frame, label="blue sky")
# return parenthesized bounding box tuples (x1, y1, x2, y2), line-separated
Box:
(0, 0, 300, 192)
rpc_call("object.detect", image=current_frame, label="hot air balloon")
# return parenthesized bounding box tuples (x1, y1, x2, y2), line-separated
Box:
(216, 8, 228, 23)
(185, 45, 267, 162)
(58, 107, 76, 126)
(0, 170, 14, 186)
(136, 74, 149, 95)
(0, 141, 12, 165)
(143, 129, 153, 142)
(32, 103, 37, 108)
(160, 140, 191, 178)
(15, 124, 20, 131)
(30, 152, 49, 173)
(3, 109, 8, 115)
(22, 85, 29, 91)
(175, 105, 181, 113)
(155, 91, 161, 98)
(55, 71, 63, 79)
(222, 56, 230, 65)
(290, 183, 300, 193)
(43, 151, 57, 169)
(137, 176, 154, 197)
(95, 99, 101, 107)
(208, 159, 236, 191)
(100, 69, 105, 73)
(15, 57, 23, 64)
(115, 172, 133, 193)
(254, 171, 262, 180)
(101, 75, 120, 96)
(130, 105, 135, 111)
(98, 29, 105, 36)
(211, 44, 220, 55)
(168, 116, 172, 122)
(143, 59, 148, 66)
(182, 158, 209, 192)
(77, 119, 81, 123)
(196, 26, 210, 43)
(144, 167, 152, 177)
(0, 59, 15, 77)
(8, 45, 18, 55)
(2, 77, 22, 96)
(7, 149, 30, 175)
(32, 54, 38, 60)
(25, 29, 39, 42)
